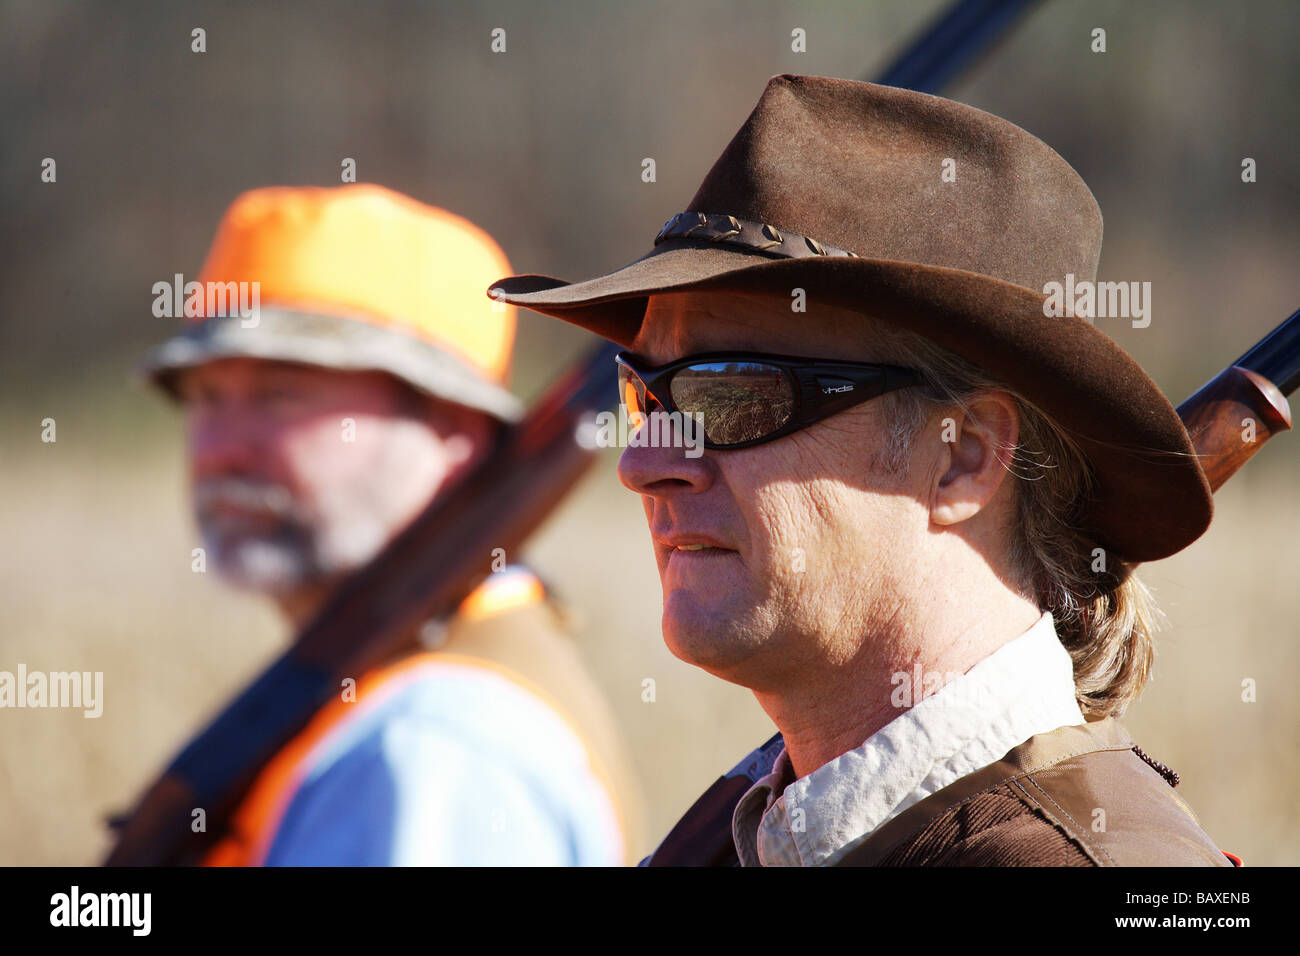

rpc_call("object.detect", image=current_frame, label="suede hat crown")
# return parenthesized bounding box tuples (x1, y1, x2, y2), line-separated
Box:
(489, 74, 1212, 562)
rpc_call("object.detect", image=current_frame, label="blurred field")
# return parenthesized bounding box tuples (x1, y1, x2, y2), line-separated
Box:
(1, 0, 1296, 865)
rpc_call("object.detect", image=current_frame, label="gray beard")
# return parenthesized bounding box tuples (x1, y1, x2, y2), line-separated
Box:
(193, 477, 396, 596)
(194, 477, 328, 594)
(200, 523, 324, 594)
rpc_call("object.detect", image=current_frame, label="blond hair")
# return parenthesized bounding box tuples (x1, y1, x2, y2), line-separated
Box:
(867, 324, 1161, 718)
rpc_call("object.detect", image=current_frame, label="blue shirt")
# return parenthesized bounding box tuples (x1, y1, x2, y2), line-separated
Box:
(261, 656, 625, 866)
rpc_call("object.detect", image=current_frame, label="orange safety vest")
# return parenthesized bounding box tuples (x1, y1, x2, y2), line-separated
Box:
(202, 571, 642, 865)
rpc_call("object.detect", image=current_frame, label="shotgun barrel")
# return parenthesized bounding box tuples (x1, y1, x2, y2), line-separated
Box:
(1235, 308, 1300, 395)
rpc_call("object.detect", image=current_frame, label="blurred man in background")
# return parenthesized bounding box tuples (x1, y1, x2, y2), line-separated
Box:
(139, 183, 641, 865)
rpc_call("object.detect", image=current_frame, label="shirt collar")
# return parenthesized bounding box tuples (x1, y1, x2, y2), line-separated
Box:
(732, 611, 1084, 866)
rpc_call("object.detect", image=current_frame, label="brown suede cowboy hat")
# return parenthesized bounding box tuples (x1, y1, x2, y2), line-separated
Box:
(488, 74, 1212, 563)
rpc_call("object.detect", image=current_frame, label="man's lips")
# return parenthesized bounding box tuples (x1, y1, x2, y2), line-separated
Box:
(653, 534, 737, 555)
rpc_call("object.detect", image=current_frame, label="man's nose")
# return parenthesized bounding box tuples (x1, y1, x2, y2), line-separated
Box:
(617, 435, 715, 498)
(187, 407, 264, 478)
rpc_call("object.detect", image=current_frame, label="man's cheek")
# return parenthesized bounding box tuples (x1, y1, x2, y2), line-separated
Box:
(283, 418, 373, 479)
(769, 478, 838, 539)
(790, 426, 864, 482)
(743, 495, 815, 589)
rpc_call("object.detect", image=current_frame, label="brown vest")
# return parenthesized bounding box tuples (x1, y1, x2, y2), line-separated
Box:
(836, 718, 1231, 866)
(647, 718, 1233, 866)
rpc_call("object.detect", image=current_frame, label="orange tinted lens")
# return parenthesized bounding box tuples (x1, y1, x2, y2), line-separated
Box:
(618, 364, 646, 428)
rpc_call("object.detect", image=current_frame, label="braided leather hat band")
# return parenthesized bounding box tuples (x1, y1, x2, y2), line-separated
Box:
(654, 211, 860, 260)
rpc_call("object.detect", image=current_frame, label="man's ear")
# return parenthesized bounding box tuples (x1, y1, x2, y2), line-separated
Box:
(930, 391, 1019, 526)
(431, 401, 496, 475)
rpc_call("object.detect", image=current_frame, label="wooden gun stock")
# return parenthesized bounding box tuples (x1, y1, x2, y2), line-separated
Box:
(1178, 308, 1299, 489)
(1178, 365, 1292, 491)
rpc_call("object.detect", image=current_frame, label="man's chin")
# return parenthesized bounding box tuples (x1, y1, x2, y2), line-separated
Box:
(206, 538, 321, 595)
(660, 593, 765, 683)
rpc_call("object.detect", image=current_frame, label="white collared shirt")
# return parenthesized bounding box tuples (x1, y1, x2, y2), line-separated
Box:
(731, 611, 1084, 866)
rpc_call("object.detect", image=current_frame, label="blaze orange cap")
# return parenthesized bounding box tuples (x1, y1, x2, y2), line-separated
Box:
(140, 183, 523, 421)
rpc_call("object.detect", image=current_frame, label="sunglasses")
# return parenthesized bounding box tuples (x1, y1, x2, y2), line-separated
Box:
(615, 350, 923, 450)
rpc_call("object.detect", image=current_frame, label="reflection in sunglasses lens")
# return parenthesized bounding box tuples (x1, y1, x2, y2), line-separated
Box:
(617, 364, 645, 427)
(671, 362, 794, 445)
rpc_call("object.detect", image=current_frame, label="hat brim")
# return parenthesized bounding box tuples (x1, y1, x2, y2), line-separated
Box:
(490, 242, 1212, 562)
(137, 306, 524, 423)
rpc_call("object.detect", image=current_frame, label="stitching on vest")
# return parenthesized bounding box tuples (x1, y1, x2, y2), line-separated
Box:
(1014, 775, 1116, 866)
(1131, 744, 1180, 787)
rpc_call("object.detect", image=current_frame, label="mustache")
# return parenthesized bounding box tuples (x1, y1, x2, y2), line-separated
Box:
(193, 477, 301, 519)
